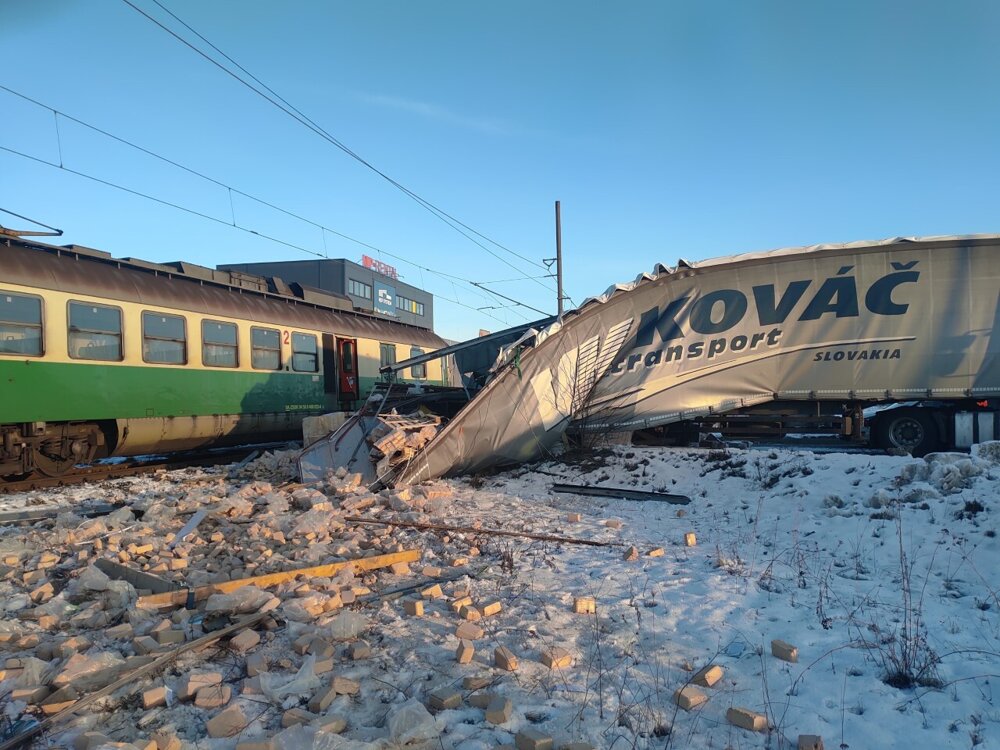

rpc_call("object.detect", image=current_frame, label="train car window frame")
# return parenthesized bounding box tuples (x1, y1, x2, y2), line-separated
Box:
(291, 332, 319, 373)
(0, 291, 44, 357)
(251, 326, 282, 371)
(142, 311, 188, 365)
(379, 342, 397, 369)
(202, 319, 239, 368)
(410, 346, 426, 378)
(67, 300, 123, 362)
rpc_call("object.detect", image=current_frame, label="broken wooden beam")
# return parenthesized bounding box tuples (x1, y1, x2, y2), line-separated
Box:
(0, 611, 269, 750)
(94, 559, 179, 595)
(136, 549, 421, 608)
(550, 483, 691, 505)
(343, 517, 617, 547)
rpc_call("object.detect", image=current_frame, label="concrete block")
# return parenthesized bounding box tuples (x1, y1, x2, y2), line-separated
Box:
(456, 622, 484, 640)
(798, 737, 824, 750)
(428, 687, 462, 711)
(314, 658, 334, 674)
(332, 676, 360, 695)
(348, 640, 371, 659)
(573, 596, 596, 614)
(647, 548, 665, 557)
(481, 601, 502, 617)
(692, 664, 723, 687)
(403, 600, 424, 616)
(459, 605, 482, 621)
(462, 675, 491, 690)
(194, 684, 232, 709)
(726, 707, 767, 732)
(40, 686, 78, 715)
(515, 728, 554, 750)
(11, 685, 50, 704)
(151, 731, 182, 750)
(623, 546, 639, 561)
(142, 685, 168, 709)
(308, 686, 337, 713)
(541, 647, 572, 669)
(469, 692, 493, 709)
(133, 636, 160, 655)
(485, 695, 512, 724)
(230, 628, 261, 653)
(673, 685, 707, 711)
(178, 672, 223, 701)
(246, 652, 269, 677)
(494, 646, 518, 671)
(456, 639, 475, 664)
(684, 532, 697, 547)
(155, 629, 185, 646)
(314, 714, 347, 733)
(206, 703, 250, 738)
(282, 707, 315, 727)
(420, 583, 444, 599)
(567, 513, 582, 523)
(771, 639, 798, 663)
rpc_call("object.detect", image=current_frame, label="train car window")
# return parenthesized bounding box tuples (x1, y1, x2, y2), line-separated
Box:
(291, 332, 318, 372)
(379, 342, 397, 369)
(68, 301, 122, 361)
(142, 312, 187, 365)
(409, 346, 426, 378)
(202, 320, 238, 368)
(251, 327, 281, 370)
(0, 292, 43, 356)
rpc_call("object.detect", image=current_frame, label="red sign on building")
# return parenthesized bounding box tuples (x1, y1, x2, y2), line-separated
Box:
(361, 254, 398, 280)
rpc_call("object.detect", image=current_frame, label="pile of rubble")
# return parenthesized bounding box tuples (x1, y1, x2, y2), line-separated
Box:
(0, 452, 530, 749)
(367, 416, 442, 481)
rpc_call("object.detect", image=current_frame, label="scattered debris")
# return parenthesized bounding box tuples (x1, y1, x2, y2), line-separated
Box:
(550, 482, 692, 505)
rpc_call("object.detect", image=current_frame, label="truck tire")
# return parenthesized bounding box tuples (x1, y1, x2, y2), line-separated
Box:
(873, 409, 940, 457)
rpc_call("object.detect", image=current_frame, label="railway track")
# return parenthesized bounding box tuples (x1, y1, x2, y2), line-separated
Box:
(0, 443, 291, 495)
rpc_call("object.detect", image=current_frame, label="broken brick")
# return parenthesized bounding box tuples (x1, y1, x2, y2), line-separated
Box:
(647, 548, 665, 557)
(142, 685, 169, 709)
(455, 622, 484, 640)
(771, 639, 798, 663)
(515, 728, 554, 750)
(541, 647, 572, 669)
(485, 695, 512, 724)
(459, 605, 482, 621)
(798, 736, 824, 750)
(194, 684, 232, 709)
(332, 676, 360, 695)
(427, 687, 462, 711)
(403, 600, 424, 616)
(494, 646, 518, 671)
(684, 532, 697, 547)
(282, 707, 315, 727)
(692, 664, 723, 687)
(348, 640, 371, 660)
(456, 639, 474, 664)
(673, 685, 707, 711)
(573, 596, 596, 614)
(481, 601, 502, 617)
(207, 703, 250, 738)
(623, 546, 639, 561)
(229, 628, 261, 653)
(178, 672, 223, 701)
(726, 707, 767, 732)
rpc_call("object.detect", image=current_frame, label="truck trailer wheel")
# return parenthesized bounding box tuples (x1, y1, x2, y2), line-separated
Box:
(873, 409, 939, 457)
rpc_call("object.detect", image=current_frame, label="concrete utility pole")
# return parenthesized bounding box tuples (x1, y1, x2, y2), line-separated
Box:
(555, 200, 564, 317)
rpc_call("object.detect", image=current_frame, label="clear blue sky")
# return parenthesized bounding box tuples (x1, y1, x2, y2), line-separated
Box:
(3, 1, 999, 340)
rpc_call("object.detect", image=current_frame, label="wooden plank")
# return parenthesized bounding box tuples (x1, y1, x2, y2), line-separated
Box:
(550, 483, 691, 505)
(94, 558, 179, 595)
(0, 611, 269, 750)
(343, 517, 616, 547)
(136, 549, 421, 608)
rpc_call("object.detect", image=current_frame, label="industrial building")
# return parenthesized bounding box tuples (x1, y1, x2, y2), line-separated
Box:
(218, 255, 434, 331)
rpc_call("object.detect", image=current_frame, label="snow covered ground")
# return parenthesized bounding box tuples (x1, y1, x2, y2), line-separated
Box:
(0, 443, 997, 749)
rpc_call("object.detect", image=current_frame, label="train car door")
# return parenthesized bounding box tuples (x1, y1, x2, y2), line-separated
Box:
(336, 337, 360, 408)
(321, 334, 338, 396)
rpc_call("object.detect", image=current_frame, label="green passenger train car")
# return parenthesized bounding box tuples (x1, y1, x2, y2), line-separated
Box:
(0, 235, 447, 478)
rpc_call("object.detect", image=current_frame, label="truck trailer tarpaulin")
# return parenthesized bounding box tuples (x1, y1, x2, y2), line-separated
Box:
(394, 235, 1000, 483)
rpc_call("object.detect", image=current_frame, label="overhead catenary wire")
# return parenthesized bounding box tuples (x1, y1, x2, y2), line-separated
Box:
(0, 83, 543, 323)
(120, 0, 557, 296)
(0, 143, 519, 327)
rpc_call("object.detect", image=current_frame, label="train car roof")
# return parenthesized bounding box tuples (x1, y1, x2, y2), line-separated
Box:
(1, 235, 446, 348)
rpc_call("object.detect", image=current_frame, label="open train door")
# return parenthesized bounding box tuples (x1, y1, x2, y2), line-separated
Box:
(336, 337, 360, 409)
